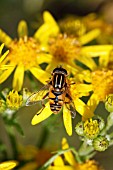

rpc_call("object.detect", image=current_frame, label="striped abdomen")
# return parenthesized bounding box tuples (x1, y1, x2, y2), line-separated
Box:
(49, 89, 65, 114)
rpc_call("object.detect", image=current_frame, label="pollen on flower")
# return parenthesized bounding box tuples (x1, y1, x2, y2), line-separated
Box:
(48, 34, 81, 63)
(91, 69, 113, 101)
(6, 90, 23, 109)
(83, 118, 100, 139)
(5, 37, 40, 69)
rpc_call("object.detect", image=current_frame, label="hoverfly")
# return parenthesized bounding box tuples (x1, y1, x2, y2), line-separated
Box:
(26, 66, 76, 118)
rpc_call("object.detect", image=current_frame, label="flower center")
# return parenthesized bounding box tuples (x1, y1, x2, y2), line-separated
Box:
(5, 37, 40, 69)
(83, 118, 100, 139)
(49, 34, 80, 63)
(92, 69, 113, 101)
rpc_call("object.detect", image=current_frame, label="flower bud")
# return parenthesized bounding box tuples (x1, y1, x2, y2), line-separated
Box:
(6, 90, 23, 110)
(105, 94, 113, 112)
(106, 112, 113, 130)
(83, 118, 100, 139)
(75, 121, 84, 136)
(93, 136, 109, 151)
(0, 98, 6, 113)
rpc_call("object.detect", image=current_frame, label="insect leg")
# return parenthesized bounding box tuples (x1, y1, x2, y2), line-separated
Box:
(65, 93, 76, 119)
(37, 92, 49, 115)
(41, 92, 49, 107)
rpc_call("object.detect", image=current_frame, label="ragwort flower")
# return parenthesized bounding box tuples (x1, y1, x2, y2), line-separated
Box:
(48, 138, 103, 170)
(82, 13, 113, 44)
(0, 11, 59, 91)
(78, 44, 113, 111)
(45, 28, 101, 72)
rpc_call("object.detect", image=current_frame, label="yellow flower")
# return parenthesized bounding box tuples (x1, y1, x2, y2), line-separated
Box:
(0, 11, 59, 91)
(77, 44, 113, 111)
(45, 28, 101, 72)
(48, 138, 103, 170)
(82, 13, 113, 44)
(59, 15, 86, 37)
(0, 160, 18, 170)
(6, 90, 23, 109)
(45, 34, 81, 71)
(87, 69, 113, 111)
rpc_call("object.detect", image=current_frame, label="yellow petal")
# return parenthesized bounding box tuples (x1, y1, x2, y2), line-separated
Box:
(30, 66, 51, 84)
(48, 166, 74, 170)
(46, 62, 58, 73)
(62, 138, 77, 166)
(0, 43, 5, 54)
(99, 54, 109, 67)
(81, 45, 113, 57)
(74, 98, 94, 119)
(17, 20, 28, 38)
(78, 55, 97, 70)
(0, 50, 9, 63)
(54, 156, 64, 166)
(87, 93, 99, 112)
(13, 64, 24, 91)
(63, 104, 72, 136)
(43, 11, 58, 25)
(79, 29, 101, 45)
(34, 11, 59, 44)
(0, 65, 15, 70)
(0, 66, 15, 84)
(37, 53, 53, 64)
(0, 29, 12, 47)
(31, 102, 53, 125)
(0, 161, 18, 170)
(75, 84, 93, 93)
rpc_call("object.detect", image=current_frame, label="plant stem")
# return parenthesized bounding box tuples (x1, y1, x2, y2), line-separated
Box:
(6, 126, 18, 159)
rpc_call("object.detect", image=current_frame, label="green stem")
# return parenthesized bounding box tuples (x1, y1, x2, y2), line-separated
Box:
(6, 126, 18, 159)
(71, 148, 83, 163)
(78, 140, 94, 157)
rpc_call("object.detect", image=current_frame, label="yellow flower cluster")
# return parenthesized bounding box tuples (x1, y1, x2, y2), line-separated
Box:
(0, 11, 113, 136)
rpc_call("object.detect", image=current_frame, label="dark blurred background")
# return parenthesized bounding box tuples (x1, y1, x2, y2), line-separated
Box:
(0, 0, 113, 169)
(0, 0, 113, 37)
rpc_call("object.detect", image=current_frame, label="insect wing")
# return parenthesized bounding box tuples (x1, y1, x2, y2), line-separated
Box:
(26, 84, 49, 106)
(65, 101, 76, 119)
